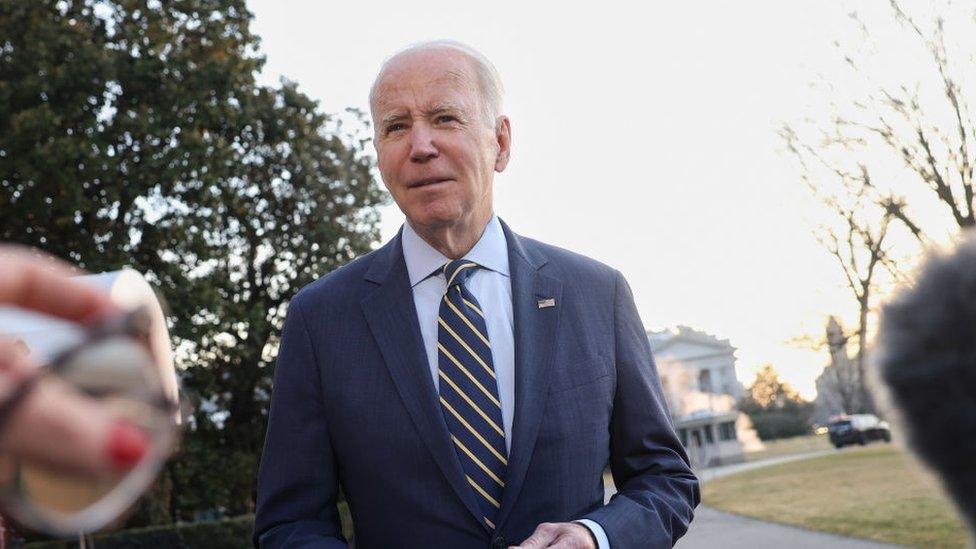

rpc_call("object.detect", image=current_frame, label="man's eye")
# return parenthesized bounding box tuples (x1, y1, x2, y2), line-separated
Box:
(436, 115, 458, 124)
(386, 123, 406, 134)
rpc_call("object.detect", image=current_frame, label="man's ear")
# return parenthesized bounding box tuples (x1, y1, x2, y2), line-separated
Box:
(494, 115, 512, 173)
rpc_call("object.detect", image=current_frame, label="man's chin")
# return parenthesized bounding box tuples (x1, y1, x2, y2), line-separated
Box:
(402, 200, 493, 239)
(406, 206, 465, 231)
(408, 217, 460, 235)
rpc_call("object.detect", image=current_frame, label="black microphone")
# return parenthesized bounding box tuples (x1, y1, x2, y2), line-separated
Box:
(876, 233, 976, 531)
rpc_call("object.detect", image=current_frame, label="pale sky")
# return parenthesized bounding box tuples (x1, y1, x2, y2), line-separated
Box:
(245, 0, 936, 399)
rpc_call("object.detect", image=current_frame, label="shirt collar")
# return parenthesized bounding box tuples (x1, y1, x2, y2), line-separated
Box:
(401, 214, 510, 287)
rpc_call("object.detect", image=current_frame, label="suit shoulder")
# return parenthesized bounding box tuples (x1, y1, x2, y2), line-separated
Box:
(521, 236, 618, 282)
(290, 248, 379, 308)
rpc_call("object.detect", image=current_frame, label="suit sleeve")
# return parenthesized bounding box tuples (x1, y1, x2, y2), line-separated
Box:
(253, 294, 348, 548)
(582, 270, 700, 548)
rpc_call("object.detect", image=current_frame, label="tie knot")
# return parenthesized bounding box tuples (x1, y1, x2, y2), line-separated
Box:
(443, 259, 480, 288)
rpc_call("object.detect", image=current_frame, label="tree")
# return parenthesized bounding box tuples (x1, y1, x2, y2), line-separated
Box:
(859, 2, 976, 239)
(779, 130, 897, 414)
(738, 364, 813, 440)
(0, 0, 386, 521)
(781, 0, 976, 414)
(792, 1, 976, 243)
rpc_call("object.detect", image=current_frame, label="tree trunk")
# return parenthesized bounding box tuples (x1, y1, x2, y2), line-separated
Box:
(856, 294, 875, 414)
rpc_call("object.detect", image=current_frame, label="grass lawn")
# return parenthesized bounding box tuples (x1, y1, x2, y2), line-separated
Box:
(743, 434, 833, 462)
(703, 445, 968, 548)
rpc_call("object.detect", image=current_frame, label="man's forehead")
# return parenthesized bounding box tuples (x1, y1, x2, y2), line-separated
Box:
(375, 70, 469, 97)
(371, 50, 479, 110)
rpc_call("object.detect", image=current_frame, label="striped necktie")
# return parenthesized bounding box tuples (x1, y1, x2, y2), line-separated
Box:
(437, 258, 507, 530)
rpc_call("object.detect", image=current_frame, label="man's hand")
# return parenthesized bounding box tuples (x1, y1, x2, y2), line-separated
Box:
(511, 522, 597, 549)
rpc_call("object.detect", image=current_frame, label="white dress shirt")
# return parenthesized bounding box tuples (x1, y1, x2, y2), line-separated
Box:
(400, 214, 610, 549)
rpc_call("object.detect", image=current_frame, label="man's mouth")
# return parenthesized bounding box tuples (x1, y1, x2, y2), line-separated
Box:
(407, 177, 452, 189)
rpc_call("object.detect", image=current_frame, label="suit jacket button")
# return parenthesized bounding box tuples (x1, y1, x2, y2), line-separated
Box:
(491, 536, 507, 549)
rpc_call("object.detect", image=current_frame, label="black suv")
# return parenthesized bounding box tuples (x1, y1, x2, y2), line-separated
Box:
(827, 414, 891, 449)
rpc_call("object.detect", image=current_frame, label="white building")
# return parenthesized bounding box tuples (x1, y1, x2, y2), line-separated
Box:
(649, 326, 758, 468)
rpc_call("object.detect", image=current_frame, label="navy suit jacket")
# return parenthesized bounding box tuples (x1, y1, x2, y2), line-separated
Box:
(254, 220, 699, 548)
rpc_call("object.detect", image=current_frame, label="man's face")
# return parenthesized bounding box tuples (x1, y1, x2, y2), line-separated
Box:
(371, 49, 510, 234)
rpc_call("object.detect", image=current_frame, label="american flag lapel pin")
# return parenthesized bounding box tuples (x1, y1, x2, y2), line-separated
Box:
(537, 298, 556, 309)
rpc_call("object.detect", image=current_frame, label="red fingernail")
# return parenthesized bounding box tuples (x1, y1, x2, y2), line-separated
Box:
(107, 420, 149, 470)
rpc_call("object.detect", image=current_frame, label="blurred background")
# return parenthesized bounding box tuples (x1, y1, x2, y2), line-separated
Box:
(1, 0, 971, 546)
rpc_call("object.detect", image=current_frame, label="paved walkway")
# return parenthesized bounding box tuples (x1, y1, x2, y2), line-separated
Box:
(606, 450, 903, 548)
(693, 450, 834, 483)
(675, 506, 901, 549)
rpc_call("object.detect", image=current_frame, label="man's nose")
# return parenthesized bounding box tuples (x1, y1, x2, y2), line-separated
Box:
(409, 124, 438, 163)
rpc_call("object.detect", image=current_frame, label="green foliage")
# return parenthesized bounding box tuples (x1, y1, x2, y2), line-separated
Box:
(26, 515, 254, 548)
(26, 503, 355, 548)
(0, 0, 386, 523)
(740, 364, 814, 440)
(745, 410, 813, 441)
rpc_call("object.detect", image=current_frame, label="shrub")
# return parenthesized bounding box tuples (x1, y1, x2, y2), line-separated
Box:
(26, 515, 253, 549)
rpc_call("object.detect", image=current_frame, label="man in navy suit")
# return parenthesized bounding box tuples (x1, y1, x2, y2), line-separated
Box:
(254, 41, 699, 548)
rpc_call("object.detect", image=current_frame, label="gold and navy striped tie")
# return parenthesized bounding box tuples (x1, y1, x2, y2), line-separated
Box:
(437, 259, 506, 530)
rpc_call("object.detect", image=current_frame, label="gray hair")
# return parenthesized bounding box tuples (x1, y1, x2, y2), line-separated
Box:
(369, 40, 505, 127)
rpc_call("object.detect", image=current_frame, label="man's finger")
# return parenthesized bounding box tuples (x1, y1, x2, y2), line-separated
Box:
(0, 246, 116, 322)
(512, 522, 561, 548)
(546, 536, 572, 549)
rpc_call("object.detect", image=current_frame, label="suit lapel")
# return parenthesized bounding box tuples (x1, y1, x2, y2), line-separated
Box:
(360, 234, 487, 531)
(495, 222, 563, 529)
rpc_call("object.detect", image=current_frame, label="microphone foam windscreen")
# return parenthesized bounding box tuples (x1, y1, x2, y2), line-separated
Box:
(877, 233, 976, 526)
